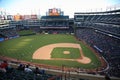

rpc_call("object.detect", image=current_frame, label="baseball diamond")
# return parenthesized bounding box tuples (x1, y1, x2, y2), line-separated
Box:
(32, 43, 91, 64)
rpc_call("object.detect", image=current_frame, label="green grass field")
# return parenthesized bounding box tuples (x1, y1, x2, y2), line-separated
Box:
(18, 30, 35, 36)
(0, 34, 101, 69)
(51, 47, 81, 59)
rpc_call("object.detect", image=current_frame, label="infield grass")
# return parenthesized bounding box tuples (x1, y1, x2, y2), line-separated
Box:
(51, 47, 81, 59)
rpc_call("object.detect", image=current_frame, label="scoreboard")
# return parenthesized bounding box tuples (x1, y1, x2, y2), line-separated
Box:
(46, 8, 64, 16)
(41, 8, 69, 29)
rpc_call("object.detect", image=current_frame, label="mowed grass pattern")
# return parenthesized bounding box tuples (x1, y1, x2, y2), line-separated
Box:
(18, 30, 35, 36)
(51, 47, 81, 59)
(0, 34, 101, 68)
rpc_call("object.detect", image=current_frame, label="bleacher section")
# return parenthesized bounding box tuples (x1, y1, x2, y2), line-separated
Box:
(0, 27, 19, 41)
(40, 16, 69, 29)
(90, 23, 120, 35)
(0, 62, 61, 80)
(74, 9, 120, 25)
(74, 9, 120, 78)
(8, 17, 74, 34)
(74, 10, 120, 37)
(9, 20, 41, 33)
(75, 28, 120, 77)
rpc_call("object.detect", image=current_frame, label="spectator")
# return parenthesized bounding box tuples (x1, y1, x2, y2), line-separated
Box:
(0, 60, 8, 72)
(24, 64, 32, 73)
(33, 67, 40, 74)
(17, 63, 25, 71)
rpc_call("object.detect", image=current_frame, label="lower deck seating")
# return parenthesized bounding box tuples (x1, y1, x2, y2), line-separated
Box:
(0, 67, 61, 80)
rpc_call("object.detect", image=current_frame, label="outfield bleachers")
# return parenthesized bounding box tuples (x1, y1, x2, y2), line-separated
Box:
(0, 28, 19, 39)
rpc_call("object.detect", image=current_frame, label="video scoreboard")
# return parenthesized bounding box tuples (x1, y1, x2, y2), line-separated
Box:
(46, 8, 64, 16)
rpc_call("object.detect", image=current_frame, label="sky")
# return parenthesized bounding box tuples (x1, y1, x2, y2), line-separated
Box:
(0, 0, 120, 18)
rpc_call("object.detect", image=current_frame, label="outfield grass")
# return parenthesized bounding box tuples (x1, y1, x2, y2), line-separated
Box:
(18, 30, 35, 36)
(0, 34, 101, 69)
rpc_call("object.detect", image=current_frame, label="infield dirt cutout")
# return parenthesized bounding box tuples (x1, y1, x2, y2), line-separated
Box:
(32, 43, 91, 64)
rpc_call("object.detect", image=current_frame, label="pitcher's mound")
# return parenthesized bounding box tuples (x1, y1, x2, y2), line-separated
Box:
(63, 51, 70, 54)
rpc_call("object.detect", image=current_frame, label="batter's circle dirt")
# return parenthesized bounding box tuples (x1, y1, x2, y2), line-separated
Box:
(32, 43, 91, 64)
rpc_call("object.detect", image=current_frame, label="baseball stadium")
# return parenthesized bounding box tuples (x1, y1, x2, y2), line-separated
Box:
(0, 1, 120, 80)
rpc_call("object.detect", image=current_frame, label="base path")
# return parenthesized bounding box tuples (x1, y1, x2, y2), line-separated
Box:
(32, 43, 91, 64)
